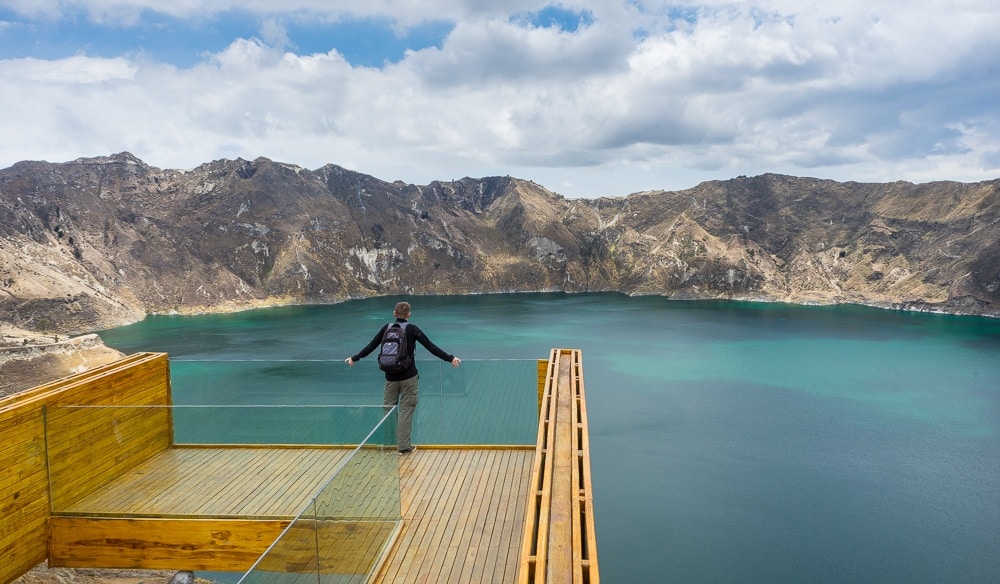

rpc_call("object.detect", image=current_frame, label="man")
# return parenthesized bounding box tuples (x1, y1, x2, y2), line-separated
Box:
(345, 301, 461, 454)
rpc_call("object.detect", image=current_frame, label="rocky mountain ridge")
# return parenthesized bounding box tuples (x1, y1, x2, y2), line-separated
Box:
(1, 152, 998, 341)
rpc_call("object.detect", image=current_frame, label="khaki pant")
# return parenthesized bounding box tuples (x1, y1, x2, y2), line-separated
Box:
(384, 375, 419, 451)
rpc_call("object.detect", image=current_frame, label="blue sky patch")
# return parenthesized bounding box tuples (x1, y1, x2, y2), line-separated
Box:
(294, 17, 453, 68)
(666, 6, 700, 25)
(510, 5, 595, 32)
(0, 8, 256, 66)
(0, 8, 453, 68)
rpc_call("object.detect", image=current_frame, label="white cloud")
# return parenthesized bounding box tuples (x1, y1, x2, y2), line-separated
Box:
(406, 15, 628, 85)
(9, 54, 136, 83)
(0, 1, 998, 197)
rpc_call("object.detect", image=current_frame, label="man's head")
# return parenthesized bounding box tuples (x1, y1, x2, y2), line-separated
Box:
(394, 301, 411, 319)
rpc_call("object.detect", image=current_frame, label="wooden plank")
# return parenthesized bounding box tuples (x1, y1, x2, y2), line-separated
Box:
(441, 448, 493, 583)
(0, 436, 45, 491)
(370, 447, 533, 584)
(45, 407, 171, 465)
(249, 449, 333, 517)
(0, 495, 49, 543)
(575, 355, 599, 583)
(44, 356, 173, 512)
(50, 447, 393, 573)
(380, 449, 459, 582)
(24, 350, 576, 582)
(48, 411, 173, 511)
(314, 447, 400, 521)
(521, 348, 559, 583)
(203, 449, 298, 516)
(62, 449, 188, 515)
(49, 445, 403, 574)
(311, 519, 398, 574)
(61, 447, 356, 519)
(0, 522, 47, 584)
(458, 450, 497, 583)
(472, 449, 514, 582)
(48, 516, 291, 571)
(504, 450, 532, 583)
(537, 359, 548, 412)
(252, 447, 353, 517)
(570, 353, 585, 584)
(548, 353, 575, 583)
(1, 353, 168, 413)
(473, 448, 520, 583)
(377, 448, 442, 582)
(476, 449, 514, 582)
(44, 406, 160, 455)
(400, 449, 472, 581)
(0, 353, 150, 412)
(457, 448, 506, 583)
(0, 412, 47, 584)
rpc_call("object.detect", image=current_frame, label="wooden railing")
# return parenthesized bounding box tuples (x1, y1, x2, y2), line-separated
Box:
(519, 349, 599, 583)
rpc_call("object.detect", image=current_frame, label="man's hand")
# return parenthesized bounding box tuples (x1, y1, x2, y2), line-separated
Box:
(345, 357, 355, 367)
(451, 357, 461, 368)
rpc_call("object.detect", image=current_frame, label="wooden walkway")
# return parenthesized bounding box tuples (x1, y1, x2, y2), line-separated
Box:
(519, 348, 599, 583)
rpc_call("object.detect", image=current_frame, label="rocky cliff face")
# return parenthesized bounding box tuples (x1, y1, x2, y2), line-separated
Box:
(1, 153, 997, 336)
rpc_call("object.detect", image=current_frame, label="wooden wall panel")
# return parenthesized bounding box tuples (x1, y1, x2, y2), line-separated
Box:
(0, 353, 171, 584)
(48, 517, 289, 572)
(46, 404, 172, 511)
(49, 516, 395, 575)
(0, 354, 150, 412)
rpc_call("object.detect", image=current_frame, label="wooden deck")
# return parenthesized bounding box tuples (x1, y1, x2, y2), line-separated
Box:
(27, 349, 595, 583)
(374, 447, 534, 583)
(49, 444, 534, 580)
(59, 446, 354, 518)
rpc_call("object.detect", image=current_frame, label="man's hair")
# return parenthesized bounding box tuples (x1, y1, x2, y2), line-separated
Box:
(394, 301, 411, 318)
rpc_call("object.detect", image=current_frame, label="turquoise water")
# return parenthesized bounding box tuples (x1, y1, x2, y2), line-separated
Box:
(98, 293, 1000, 583)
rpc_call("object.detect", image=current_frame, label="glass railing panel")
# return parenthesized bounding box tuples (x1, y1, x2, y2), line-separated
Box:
(239, 408, 399, 584)
(44, 404, 396, 515)
(313, 406, 399, 584)
(415, 359, 539, 445)
(168, 359, 382, 405)
(312, 413, 400, 521)
(171, 404, 390, 445)
(168, 358, 539, 445)
(43, 357, 540, 580)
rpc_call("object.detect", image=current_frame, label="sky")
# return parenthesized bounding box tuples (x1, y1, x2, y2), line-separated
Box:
(1, 1, 998, 198)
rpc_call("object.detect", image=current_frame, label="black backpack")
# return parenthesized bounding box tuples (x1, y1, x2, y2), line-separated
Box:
(377, 322, 412, 374)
